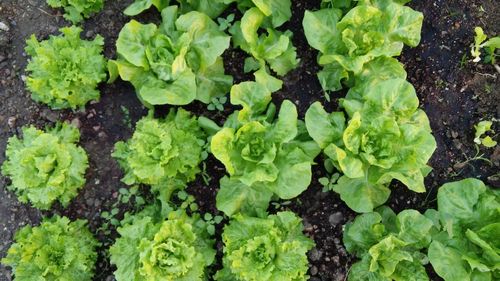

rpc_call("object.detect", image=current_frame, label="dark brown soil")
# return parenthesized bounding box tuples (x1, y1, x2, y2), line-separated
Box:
(0, 0, 498, 280)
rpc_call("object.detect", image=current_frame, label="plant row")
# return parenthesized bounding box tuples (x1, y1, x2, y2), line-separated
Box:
(1, 0, 498, 281)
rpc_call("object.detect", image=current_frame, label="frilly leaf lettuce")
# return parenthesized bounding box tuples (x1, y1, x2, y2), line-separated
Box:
(215, 211, 314, 280)
(229, 0, 298, 80)
(1, 123, 88, 210)
(212, 81, 320, 216)
(343, 207, 434, 280)
(110, 208, 215, 281)
(109, 6, 232, 106)
(124, 0, 229, 18)
(25, 26, 107, 109)
(428, 178, 500, 281)
(305, 78, 436, 212)
(47, 0, 104, 24)
(112, 108, 206, 203)
(303, 0, 423, 91)
(2, 216, 99, 281)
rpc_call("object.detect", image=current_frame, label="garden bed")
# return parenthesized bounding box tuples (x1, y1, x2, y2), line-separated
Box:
(0, 0, 498, 280)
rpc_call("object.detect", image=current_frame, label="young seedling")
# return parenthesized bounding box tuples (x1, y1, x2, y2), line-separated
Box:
(207, 96, 227, 111)
(217, 13, 235, 31)
(471, 27, 500, 64)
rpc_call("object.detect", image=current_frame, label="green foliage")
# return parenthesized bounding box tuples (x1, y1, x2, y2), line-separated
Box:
(1, 123, 88, 210)
(343, 207, 434, 280)
(303, 0, 423, 91)
(25, 26, 106, 109)
(109, 6, 232, 106)
(471, 26, 500, 64)
(229, 0, 298, 80)
(305, 74, 436, 213)
(212, 81, 320, 216)
(47, 0, 104, 24)
(124, 0, 230, 18)
(428, 178, 500, 281)
(112, 108, 206, 204)
(207, 96, 227, 111)
(109, 208, 216, 281)
(2, 216, 99, 281)
(344, 178, 500, 281)
(474, 120, 497, 148)
(215, 211, 314, 281)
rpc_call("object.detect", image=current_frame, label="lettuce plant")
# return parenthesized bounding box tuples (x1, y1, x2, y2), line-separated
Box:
(474, 120, 497, 148)
(124, 0, 230, 18)
(1, 123, 88, 210)
(112, 108, 206, 202)
(47, 0, 104, 24)
(305, 78, 436, 213)
(211, 81, 320, 216)
(343, 206, 435, 280)
(110, 208, 216, 281)
(25, 26, 107, 109)
(215, 211, 315, 280)
(303, 0, 423, 91)
(2, 216, 99, 281)
(428, 178, 500, 281)
(471, 26, 500, 64)
(229, 0, 298, 80)
(108, 6, 232, 107)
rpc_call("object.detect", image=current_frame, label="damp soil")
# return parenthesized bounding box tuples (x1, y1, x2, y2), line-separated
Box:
(0, 0, 499, 280)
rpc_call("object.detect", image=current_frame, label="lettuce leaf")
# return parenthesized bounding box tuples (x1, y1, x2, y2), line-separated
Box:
(428, 178, 500, 281)
(343, 207, 434, 280)
(110, 208, 215, 281)
(303, 0, 423, 91)
(212, 81, 320, 216)
(229, 0, 298, 81)
(215, 211, 314, 280)
(124, 0, 229, 18)
(109, 6, 232, 106)
(1, 123, 88, 210)
(112, 108, 206, 203)
(25, 26, 106, 109)
(2, 216, 99, 281)
(306, 78, 436, 212)
(47, 0, 104, 24)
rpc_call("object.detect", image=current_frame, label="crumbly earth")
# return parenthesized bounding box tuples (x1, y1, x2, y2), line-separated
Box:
(0, 0, 498, 280)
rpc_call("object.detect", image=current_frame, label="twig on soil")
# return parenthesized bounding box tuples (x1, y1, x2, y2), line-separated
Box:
(36, 7, 54, 17)
(494, 64, 500, 75)
(475, 72, 497, 79)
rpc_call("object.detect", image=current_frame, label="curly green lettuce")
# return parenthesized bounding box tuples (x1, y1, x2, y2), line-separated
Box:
(2, 216, 99, 281)
(471, 26, 500, 64)
(212, 81, 320, 216)
(343, 206, 435, 281)
(230, 1, 298, 80)
(47, 0, 104, 24)
(25, 26, 106, 109)
(108, 6, 232, 107)
(428, 178, 500, 281)
(305, 77, 436, 212)
(1, 123, 88, 210)
(303, 0, 423, 91)
(215, 211, 315, 281)
(110, 208, 216, 281)
(112, 108, 206, 202)
(124, 0, 230, 18)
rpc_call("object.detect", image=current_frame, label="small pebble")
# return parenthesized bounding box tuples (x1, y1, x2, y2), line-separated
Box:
(0, 21, 9, 32)
(328, 212, 343, 226)
(70, 117, 81, 128)
(7, 116, 16, 128)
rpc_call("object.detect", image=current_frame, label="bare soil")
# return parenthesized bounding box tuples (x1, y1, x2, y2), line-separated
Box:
(0, 0, 498, 280)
